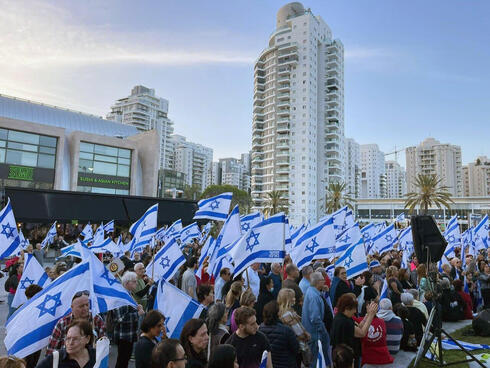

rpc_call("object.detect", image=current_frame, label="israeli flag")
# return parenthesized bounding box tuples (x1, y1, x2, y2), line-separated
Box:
(401, 248, 410, 269)
(437, 254, 451, 273)
(5, 261, 92, 358)
(12, 253, 51, 308)
(284, 217, 293, 251)
(196, 236, 215, 277)
(159, 219, 182, 244)
(145, 237, 186, 281)
(444, 218, 461, 251)
(19, 229, 30, 249)
(154, 279, 204, 339)
(209, 205, 242, 277)
(103, 220, 114, 234)
(290, 217, 336, 270)
(240, 212, 263, 233)
(361, 223, 378, 255)
(90, 237, 120, 255)
(473, 215, 489, 251)
(290, 224, 307, 247)
(336, 223, 362, 257)
(59, 241, 82, 259)
(322, 206, 348, 236)
(180, 222, 201, 245)
(129, 203, 158, 250)
(194, 192, 233, 221)
(80, 223, 93, 241)
(92, 223, 105, 247)
(41, 221, 57, 249)
(155, 226, 167, 241)
(0, 198, 21, 259)
(230, 213, 287, 276)
(395, 213, 406, 222)
(462, 228, 475, 256)
(199, 222, 212, 243)
(316, 340, 328, 368)
(379, 279, 388, 299)
(93, 337, 110, 368)
(341, 209, 355, 234)
(398, 226, 413, 253)
(336, 237, 368, 279)
(371, 223, 397, 254)
(259, 350, 268, 368)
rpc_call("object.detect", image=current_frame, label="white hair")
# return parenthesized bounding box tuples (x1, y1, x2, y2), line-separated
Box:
(401, 292, 414, 306)
(134, 262, 145, 271)
(379, 298, 392, 311)
(121, 271, 137, 287)
(310, 271, 324, 285)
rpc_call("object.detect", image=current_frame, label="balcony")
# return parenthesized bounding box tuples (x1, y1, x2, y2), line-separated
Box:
(275, 185, 289, 191)
(277, 67, 291, 76)
(277, 76, 291, 83)
(276, 124, 289, 133)
(277, 92, 290, 100)
(277, 109, 290, 117)
(277, 101, 290, 109)
(276, 176, 289, 183)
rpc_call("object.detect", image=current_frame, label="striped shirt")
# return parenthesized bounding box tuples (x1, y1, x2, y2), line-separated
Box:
(384, 315, 403, 355)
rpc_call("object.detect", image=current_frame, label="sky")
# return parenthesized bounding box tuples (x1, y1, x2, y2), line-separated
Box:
(1, 0, 489, 167)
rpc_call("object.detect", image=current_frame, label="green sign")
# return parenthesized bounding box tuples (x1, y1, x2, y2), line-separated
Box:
(77, 172, 130, 190)
(8, 165, 34, 181)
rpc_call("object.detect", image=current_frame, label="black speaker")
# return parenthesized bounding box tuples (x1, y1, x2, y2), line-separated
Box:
(411, 215, 447, 264)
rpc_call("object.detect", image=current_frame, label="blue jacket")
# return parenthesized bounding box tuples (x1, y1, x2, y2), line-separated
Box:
(302, 286, 327, 339)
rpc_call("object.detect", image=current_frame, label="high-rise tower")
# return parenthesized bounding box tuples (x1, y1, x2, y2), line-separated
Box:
(251, 2, 345, 225)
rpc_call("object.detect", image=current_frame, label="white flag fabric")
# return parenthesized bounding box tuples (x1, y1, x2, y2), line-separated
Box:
(371, 223, 397, 254)
(59, 241, 82, 259)
(180, 222, 201, 245)
(316, 340, 327, 368)
(154, 279, 204, 339)
(129, 204, 158, 250)
(0, 198, 21, 259)
(360, 223, 378, 255)
(259, 350, 268, 368)
(335, 223, 362, 257)
(290, 224, 307, 247)
(230, 213, 287, 276)
(196, 236, 214, 276)
(395, 213, 406, 222)
(90, 238, 120, 255)
(290, 217, 336, 270)
(5, 261, 92, 358)
(194, 192, 233, 221)
(80, 223, 93, 242)
(103, 220, 114, 234)
(145, 237, 186, 281)
(18, 229, 30, 249)
(336, 237, 368, 279)
(473, 215, 489, 251)
(159, 219, 182, 244)
(240, 212, 263, 233)
(93, 337, 110, 368)
(12, 253, 51, 308)
(379, 279, 388, 299)
(444, 218, 461, 253)
(41, 221, 57, 249)
(398, 226, 413, 253)
(92, 223, 105, 246)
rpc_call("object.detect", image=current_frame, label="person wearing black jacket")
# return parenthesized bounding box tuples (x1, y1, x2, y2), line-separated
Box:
(259, 301, 299, 368)
(255, 277, 275, 325)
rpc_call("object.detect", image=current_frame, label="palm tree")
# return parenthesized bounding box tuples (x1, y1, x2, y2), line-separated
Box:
(323, 182, 355, 213)
(404, 174, 454, 214)
(263, 190, 288, 216)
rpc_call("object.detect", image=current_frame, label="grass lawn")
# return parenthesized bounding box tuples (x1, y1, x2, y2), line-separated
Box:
(409, 325, 490, 368)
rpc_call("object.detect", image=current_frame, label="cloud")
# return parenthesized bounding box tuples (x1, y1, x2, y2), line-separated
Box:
(0, 0, 255, 68)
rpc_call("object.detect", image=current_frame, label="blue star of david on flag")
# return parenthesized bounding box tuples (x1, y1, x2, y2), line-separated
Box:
(1, 223, 16, 239)
(100, 267, 118, 286)
(339, 233, 351, 244)
(210, 200, 220, 210)
(362, 232, 370, 240)
(241, 223, 250, 232)
(447, 234, 456, 243)
(164, 316, 171, 334)
(385, 234, 393, 242)
(344, 254, 354, 268)
(160, 256, 171, 269)
(246, 231, 260, 252)
(305, 237, 320, 253)
(36, 292, 63, 317)
(19, 277, 34, 289)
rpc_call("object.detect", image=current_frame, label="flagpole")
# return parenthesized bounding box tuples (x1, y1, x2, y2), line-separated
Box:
(151, 236, 156, 280)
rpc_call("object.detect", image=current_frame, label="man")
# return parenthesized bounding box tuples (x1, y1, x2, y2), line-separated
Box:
(226, 306, 272, 368)
(133, 262, 154, 311)
(243, 263, 261, 298)
(450, 257, 463, 281)
(282, 264, 303, 309)
(33, 243, 47, 267)
(299, 265, 313, 295)
(214, 267, 231, 303)
(268, 263, 282, 298)
(302, 272, 330, 367)
(152, 338, 187, 368)
(46, 291, 106, 355)
(441, 264, 453, 283)
(181, 257, 198, 300)
(377, 298, 403, 355)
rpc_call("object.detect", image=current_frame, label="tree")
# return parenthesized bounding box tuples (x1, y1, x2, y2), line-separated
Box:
(404, 174, 454, 214)
(263, 190, 288, 217)
(183, 184, 202, 201)
(200, 184, 252, 214)
(323, 182, 355, 213)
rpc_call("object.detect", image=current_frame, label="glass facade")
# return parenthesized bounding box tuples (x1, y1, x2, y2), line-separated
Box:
(0, 128, 57, 189)
(77, 142, 131, 195)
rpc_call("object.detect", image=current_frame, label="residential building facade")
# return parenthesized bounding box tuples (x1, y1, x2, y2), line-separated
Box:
(345, 138, 361, 198)
(360, 144, 386, 198)
(463, 156, 490, 196)
(251, 2, 345, 225)
(405, 138, 463, 197)
(385, 160, 406, 198)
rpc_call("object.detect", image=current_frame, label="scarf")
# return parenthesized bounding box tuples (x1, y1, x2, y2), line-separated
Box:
(377, 308, 397, 321)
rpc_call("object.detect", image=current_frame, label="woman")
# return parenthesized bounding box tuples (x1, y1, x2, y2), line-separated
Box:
(353, 310, 393, 365)
(230, 289, 256, 333)
(134, 310, 165, 368)
(5, 262, 22, 317)
(452, 280, 473, 320)
(477, 263, 490, 309)
(206, 303, 230, 358)
(357, 271, 377, 316)
(417, 264, 429, 302)
(386, 266, 403, 305)
(394, 304, 417, 351)
(277, 288, 310, 367)
(254, 277, 275, 325)
(208, 344, 239, 368)
(225, 281, 243, 320)
(0, 356, 26, 368)
(36, 320, 95, 368)
(180, 319, 209, 368)
(259, 301, 299, 368)
(152, 339, 187, 368)
(398, 268, 413, 290)
(330, 294, 378, 367)
(113, 272, 145, 368)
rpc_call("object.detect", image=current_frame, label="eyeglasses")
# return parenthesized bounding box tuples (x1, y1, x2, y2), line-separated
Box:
(72, 290, 90, 301)
(172, 355, 187, 362)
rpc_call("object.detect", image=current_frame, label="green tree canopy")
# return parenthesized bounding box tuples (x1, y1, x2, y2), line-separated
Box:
(263, 190, 288, 217)
(404, 174, 454, 214)
(323, 182, 355, 214)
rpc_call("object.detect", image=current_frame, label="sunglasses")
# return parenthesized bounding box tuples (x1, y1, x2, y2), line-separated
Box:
(172, 355, 187, 362)
(72, 290, 90, 301)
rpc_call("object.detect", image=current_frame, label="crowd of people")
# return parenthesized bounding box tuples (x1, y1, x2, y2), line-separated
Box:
(1, 223, 490, 368)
